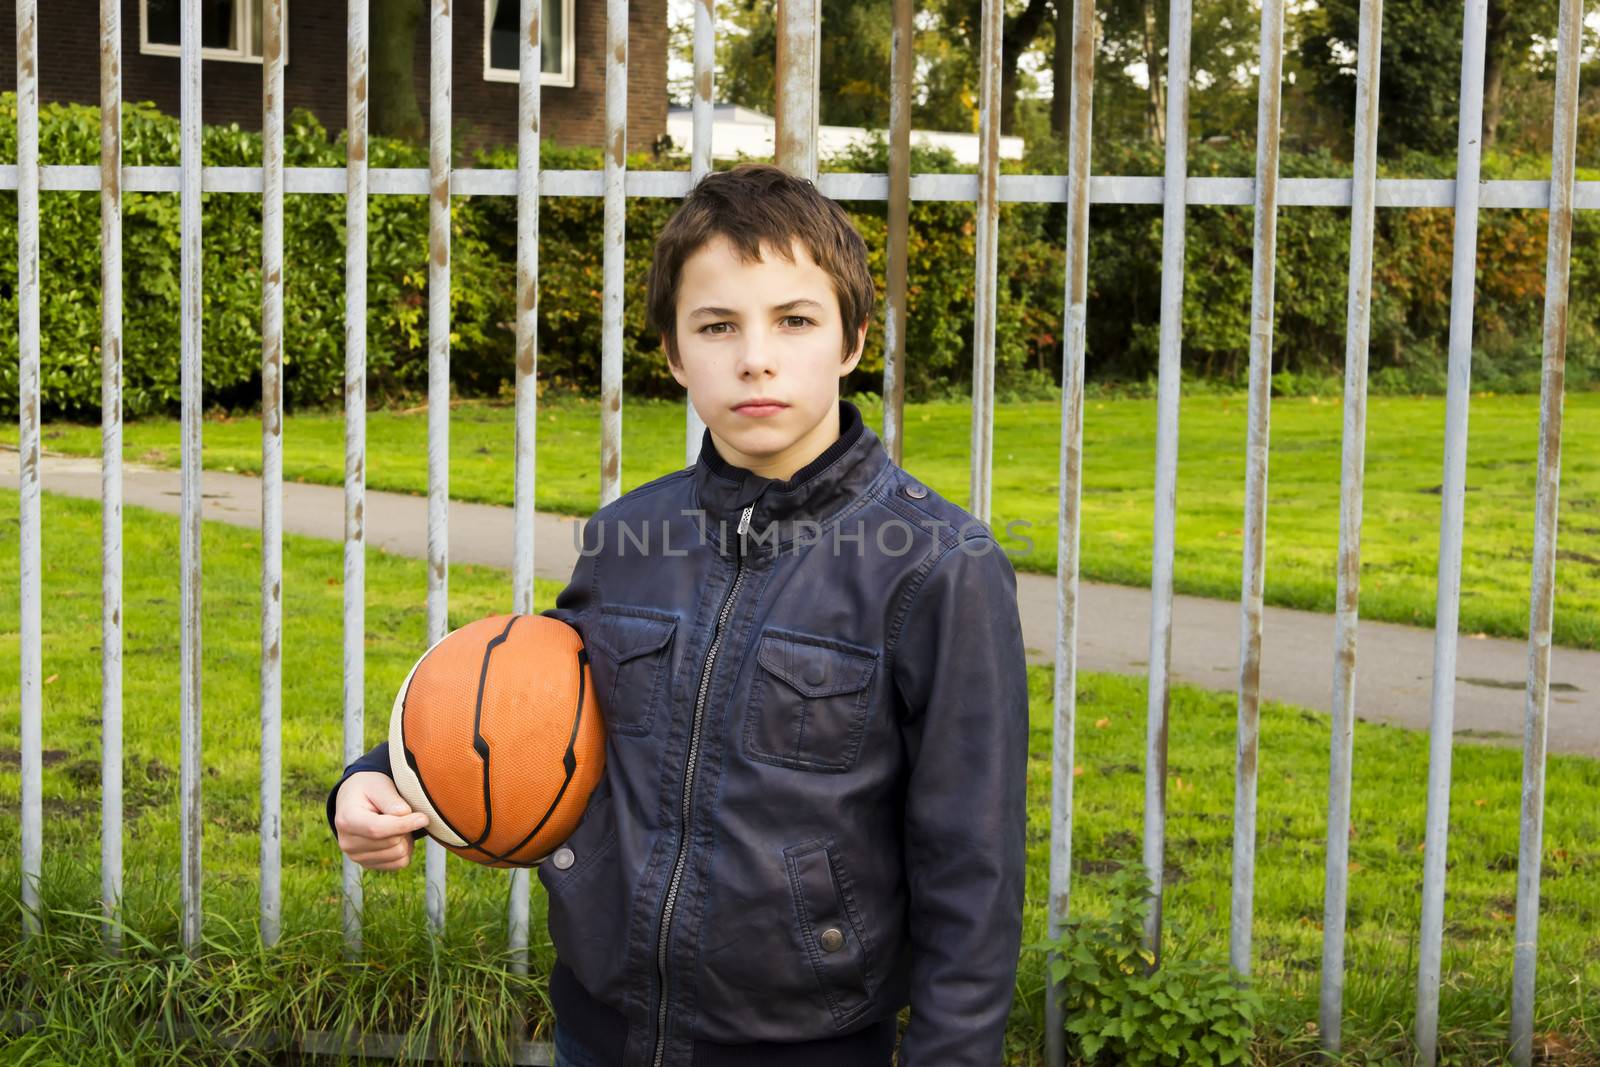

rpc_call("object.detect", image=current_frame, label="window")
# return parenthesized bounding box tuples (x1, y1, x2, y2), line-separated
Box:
(484, 0, 575, 88)
(141, 0, 286, 65)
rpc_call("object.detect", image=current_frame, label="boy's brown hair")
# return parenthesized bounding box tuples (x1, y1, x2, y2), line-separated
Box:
(645, 163, 875, 370)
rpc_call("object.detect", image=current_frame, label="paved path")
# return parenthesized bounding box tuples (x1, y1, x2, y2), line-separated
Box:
(5, 450, 1595, 756)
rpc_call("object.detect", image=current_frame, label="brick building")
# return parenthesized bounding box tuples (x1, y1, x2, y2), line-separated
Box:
(0, 0, 668, 155)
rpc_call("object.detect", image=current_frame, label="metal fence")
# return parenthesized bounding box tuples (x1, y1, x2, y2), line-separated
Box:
(6, 0, 1590, 1063)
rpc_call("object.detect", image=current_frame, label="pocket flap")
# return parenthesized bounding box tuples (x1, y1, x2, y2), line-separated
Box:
(592, 609, 677, 664)
(757, 631, 876, 699)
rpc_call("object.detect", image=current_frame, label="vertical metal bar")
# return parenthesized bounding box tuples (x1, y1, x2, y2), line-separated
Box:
(341, 0, 370, 963)
(685, 0, 713, 467)
(1509, 2, 1583, 1062)
(508, 0, 544, 979)
(1416, 2, 1489, 1058)
(1142, 0, 1191, 975)
(690, 0, 714, 186)
(511, 2, 543, 660)
(259, 0, 286, 949)
(969, 0, 1001, 525)
(99, 0, 125, 955)
(1045, 2, 1095, 1063)
(1225, 0, 1285, 976)
(424, 0, 452, 936)
(179, 0, 205, 955)
(600, 0, 627, 507)
(1321, 0, 1383, 1048)
(774, 0, 820, 182)
(882, 0, 911, 467)
(15, 0, 43, 944)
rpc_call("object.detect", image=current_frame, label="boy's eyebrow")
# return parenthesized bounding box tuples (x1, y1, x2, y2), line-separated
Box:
(686, 298, 825, 320)
(772, 299, 824, 314)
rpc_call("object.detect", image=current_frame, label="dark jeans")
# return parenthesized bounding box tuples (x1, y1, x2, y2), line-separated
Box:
(551, 1017, 897, 1067)
(552, 1021, 614, 1067)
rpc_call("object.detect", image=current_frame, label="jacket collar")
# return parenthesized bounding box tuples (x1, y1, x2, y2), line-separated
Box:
(693, 398, 889, 554)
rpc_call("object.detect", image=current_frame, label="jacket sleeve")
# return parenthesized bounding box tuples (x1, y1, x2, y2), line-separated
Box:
(325, 514, 603, 842)
(891, 534, 1029, 1067)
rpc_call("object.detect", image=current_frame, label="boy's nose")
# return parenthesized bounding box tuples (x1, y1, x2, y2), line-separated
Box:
(735, 333, 777, 376)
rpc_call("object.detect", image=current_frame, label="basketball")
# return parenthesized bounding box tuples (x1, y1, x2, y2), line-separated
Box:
(388, 614, 604, 868)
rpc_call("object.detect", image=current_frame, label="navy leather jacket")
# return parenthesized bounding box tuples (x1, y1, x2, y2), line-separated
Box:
(328, 399, 1029, 1066)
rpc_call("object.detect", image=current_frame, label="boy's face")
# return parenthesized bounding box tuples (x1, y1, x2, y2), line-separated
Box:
(668, 235, 866, 483)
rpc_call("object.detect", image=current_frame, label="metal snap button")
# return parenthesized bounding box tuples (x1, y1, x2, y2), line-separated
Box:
(550, 847, 575, 871)
(902, 483, 927, 500)
(804, 661, 827, 687)
(819, 927, 845, 953)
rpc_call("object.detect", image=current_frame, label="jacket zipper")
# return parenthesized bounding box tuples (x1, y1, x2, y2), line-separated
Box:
(651, 501, 755, 1067)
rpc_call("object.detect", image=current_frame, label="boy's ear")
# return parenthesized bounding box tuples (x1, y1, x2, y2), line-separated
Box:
(665, 333, 688, 387)
(841, 322, 868, 376)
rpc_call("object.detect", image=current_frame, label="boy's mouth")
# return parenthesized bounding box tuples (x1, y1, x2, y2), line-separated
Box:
(733, 399, 789, 417)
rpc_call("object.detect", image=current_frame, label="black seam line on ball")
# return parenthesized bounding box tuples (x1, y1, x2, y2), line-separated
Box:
(493, 645, 588, 863)
(464, 615, 521, 851)
(459, 642, 587, 867)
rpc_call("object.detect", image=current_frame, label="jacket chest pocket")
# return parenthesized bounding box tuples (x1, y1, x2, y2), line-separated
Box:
(587, 606, 677, 736)
(745, 627, 878, 773)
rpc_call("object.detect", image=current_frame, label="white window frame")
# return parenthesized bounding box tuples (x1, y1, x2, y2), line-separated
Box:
(483, 0, 576, 88)
(139, 0, 287, 66)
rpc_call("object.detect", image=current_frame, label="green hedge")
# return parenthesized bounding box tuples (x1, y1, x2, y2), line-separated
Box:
(2, 94, 1595, 417)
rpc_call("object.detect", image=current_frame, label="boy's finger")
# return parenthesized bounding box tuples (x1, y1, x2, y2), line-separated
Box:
(366, 840, 413, 870)
(372, 795, 431, 833)
(345, 836, 415, 865)
(352, 809, 429, 839)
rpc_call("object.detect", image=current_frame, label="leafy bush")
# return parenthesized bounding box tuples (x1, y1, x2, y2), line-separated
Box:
(1032, 864, 1264, 1066)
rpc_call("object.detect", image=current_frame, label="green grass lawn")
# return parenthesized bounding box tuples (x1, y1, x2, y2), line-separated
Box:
(9, 390, 1598, 650)
(1, 488, 1597, 1065)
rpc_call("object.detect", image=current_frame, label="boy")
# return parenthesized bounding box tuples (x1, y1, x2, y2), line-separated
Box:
(329, 163, 1029, 1067)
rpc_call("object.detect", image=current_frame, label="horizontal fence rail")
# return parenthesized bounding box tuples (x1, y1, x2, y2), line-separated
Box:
(8, 0, 1583, 1063)
(5, 166, 1600, 209)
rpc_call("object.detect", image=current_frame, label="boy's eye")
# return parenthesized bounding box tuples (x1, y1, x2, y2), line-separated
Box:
(699, 322, 734, 335)
(780, 315, 815, 329)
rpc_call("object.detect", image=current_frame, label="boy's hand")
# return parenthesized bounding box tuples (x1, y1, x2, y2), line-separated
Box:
(333, 771, 432, 871)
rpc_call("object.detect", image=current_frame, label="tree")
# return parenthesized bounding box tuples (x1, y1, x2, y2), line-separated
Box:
(370, 0, 425, 143)
(1297, 0, 1559, 158)
(1481, 0, 1560, 151)
(1035, 0, 1259, 154)
(716, 0, 1060, 137)
(1003, 0, 1054, 135)
(717, 0, 894, 129)
(1051, 0, 1070, 139)
(922, 0, 1057, 136)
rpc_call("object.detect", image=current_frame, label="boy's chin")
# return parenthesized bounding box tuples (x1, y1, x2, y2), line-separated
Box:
(718, 426, 797, 455)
